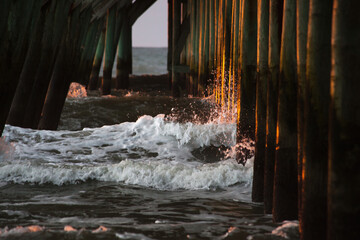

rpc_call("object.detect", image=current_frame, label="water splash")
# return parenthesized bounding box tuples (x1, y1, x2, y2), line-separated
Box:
(67, 82, 87, 98)
(0, 136, 14, 162)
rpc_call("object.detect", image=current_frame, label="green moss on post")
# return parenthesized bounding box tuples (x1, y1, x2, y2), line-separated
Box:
(273, 0, 298, 222)
(116, 13, 132, 90)
(102, 6, 117, 95)
(78, 19, 103, 86)
(88, 29, 106, 90)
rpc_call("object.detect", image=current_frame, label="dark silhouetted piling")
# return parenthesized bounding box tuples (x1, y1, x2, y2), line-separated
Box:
(328, 0, 360, 239)
(300, 0, 332, 239)
(102, 6, 117, 95)
(264, 0, 283, 215)
(39, 3, 94, 130)
(236, 0, 257, 164)
(22, 0, 73, 129)
(272, 0, 298, 222)
(171, 0, 181, 97)
(7, 2, 47, 128)
(88, 29, 106, 90)
(253, 0, 269, 203)
(295, 0, 309, 224)
(116, 11, 132, 89)
(0, 0, 42, 134)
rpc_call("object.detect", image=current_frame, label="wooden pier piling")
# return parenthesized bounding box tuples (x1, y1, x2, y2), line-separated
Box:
(0, 0, 42, 134)
(116, 13, 132, 89)
(296, 0, 309, 224)
(88, 29, 106, 90)
(300, 0, 333, 238)
(264, 0, 283, 215)
(272, 0, 298, 222)
(102, 5, 117, 95)
(0, 2, 359, 238)
(328, 0, 360, 239)
(236, 0, 257, 164)
(253, 0, 269, 203)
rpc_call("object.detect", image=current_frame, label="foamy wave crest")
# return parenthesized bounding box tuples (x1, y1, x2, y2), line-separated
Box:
(3, 115, 236, 164)
(0, 159, 252, 190)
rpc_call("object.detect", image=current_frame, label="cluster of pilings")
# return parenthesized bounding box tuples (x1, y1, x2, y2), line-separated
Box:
(168, 0, 360, 239)
(1, 0, 359, 239)
(0, 0, 156, 133)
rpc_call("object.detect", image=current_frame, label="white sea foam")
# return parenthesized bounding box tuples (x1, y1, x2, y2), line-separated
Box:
(0, 159, 252, 190)
(1, 115, 253, 190)
(271, 221, 299, 239)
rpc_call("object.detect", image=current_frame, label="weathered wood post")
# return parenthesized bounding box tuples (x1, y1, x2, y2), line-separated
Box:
(38, 4, 95, 130)
(189, 0, 197, 95)
(264, 0, 283, 215)
(102, 5, 117, 95)
(197, 0, 208, 95)
(78, 18, 103, 86)
(272, 0, 298, 222)
(116, 11, 132, 89)
(236, 0, 257, 164)
(6, 0, 45, 128)
(295, 0, 309, 223)
(253, 0, 269, 203)
(230, 0, 240, 111)
(22, 0, 73, 129)
(171, 0, 181, 97)
(328, 0, 360, 239)
(208, 0, 215, 78)
(88, 28, 106, 90)
(0, 0, 43, 133)
(300, 0, 333, 238)
(168, 0, 173, 79)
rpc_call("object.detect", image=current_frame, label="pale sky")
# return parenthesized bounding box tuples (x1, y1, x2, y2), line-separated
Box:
(132, 0, 168, 48)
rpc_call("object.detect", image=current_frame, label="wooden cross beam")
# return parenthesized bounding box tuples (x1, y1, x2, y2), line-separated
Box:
(129, 0, 157, 26)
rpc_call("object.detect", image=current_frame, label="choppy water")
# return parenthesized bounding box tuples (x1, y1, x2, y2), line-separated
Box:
(0, 48, 299, 239)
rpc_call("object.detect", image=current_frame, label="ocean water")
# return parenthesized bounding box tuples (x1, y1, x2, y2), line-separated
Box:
(0, 48, 298, 239)
(132, 48, 168, 75)
(99, 47, 168, 77)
